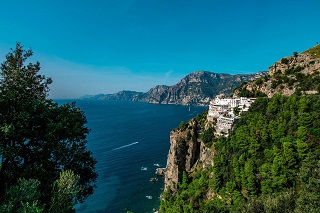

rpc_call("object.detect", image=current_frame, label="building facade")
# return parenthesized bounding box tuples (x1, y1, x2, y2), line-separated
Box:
(207, 96, 256, 136)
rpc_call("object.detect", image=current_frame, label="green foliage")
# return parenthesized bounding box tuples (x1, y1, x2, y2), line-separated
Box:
(271, 80, 279, 89)
(255, 78, 263, 85)
(281, 57, 289, 64)
(195, 111, 208, 128)
(285, 65, 304, 75)
(200, 127, 215, 146)
(239, 88, 254, 97)
(0, 170, 81, 213)
(294, 153, 320, 213)
(186, 130, 192, 140)
(0, 178, 44, 213)
(303, 44, 320, 59)
(0, 43, 97, 211)
(179, 121, 187, 130)
(161, 94, 320, 212)
(49, 170, 80, 213)
(233, 106, 240, 116)
(238, 87, 266, 98)
(161, 171, 215, 213)
(240, 190, 296, 213)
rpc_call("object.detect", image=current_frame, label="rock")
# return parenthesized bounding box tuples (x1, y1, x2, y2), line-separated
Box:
(233, 46, 320, 98)
(163, 119, 214, 193)
(156, 168, 166, 176)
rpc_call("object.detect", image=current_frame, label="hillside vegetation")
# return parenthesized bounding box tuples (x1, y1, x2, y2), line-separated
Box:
(161, 44, 320, 213)
(161, 94, 320, 212)
(303, 44, 320, 59)
(233, 45, 320, 98)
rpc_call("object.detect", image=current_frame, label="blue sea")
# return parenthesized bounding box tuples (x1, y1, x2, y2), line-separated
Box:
(57, 100, 206, 213)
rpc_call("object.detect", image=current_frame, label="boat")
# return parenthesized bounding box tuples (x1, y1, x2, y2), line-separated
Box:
(154, 163, 160, 167)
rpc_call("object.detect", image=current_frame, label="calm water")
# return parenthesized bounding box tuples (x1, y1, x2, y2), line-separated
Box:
(56, 100, 206, 213)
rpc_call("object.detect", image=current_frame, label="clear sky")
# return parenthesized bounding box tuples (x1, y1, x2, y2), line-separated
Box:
(0, 0, 319, 99)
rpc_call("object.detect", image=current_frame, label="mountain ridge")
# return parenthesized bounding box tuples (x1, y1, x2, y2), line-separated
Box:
(233, 44, 320, 98)
(83, 70, 267, 106)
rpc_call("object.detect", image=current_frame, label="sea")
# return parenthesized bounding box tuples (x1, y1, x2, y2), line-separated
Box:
(56, 100, 206, 213)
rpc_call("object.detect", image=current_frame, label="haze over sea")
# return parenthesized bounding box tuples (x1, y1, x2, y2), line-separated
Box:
(56, 100, 206, 213)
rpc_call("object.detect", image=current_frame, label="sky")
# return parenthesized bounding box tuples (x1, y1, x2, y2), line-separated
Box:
(0, 0, 319, 99)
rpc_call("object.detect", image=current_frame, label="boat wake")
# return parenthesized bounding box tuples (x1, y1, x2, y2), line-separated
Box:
(111, 142, 139, 151)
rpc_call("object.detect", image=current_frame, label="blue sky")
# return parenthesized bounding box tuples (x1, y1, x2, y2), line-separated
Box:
(0, 0, 319, 98)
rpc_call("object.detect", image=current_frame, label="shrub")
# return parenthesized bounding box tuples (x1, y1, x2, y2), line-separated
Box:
(255, 78, 263, 85)
(281, 58, 289, 64)
(179, 121, 187, 130)
(271, 80, 278, 89)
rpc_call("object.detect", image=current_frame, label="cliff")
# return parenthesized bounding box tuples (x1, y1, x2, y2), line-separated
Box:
(83, 71, 267, 106)
(160, 45, 320, 212)
(233, 45, 320, 98)
(164, 115, 214, 193)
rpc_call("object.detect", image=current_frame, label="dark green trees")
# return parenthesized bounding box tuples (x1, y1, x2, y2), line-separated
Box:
(161, 94, 320, 212)
(0, 43, 97, 211)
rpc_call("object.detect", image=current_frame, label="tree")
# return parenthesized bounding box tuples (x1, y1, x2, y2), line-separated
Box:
(295, 153, 320, 213)
(0, 178, 44, 213)
(0, 43, 97, 210)
(178, 120, 187, 130)
(233, 106, 240, 116)
(49, 170, 80, 213)
(293, 52, 298, 62)
(281, 57, 289, 65)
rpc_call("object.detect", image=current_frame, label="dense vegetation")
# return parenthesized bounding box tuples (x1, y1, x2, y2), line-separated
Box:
(0, 43, 97, 212)
(303, 44, 320, 59)
(161, 94, 320, 212)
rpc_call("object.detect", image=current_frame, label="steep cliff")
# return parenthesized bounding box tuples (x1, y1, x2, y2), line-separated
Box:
(139, 85, 170, 104)
(142, 71, 266, 106)
(164, 115, 214, 193)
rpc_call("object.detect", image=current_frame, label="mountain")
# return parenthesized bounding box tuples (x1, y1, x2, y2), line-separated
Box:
(83, 90, 144, 101)
(84, 71, 267, 106)
(160, 45, 320, 212)
(233, 44, 320, 98)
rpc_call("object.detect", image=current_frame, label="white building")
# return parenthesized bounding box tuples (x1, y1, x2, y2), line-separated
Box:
(207, 96, 256, 136)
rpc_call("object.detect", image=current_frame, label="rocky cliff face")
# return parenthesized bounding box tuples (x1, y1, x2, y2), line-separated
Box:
(83, 71, 267, 106)
(140, 85, 170, 104)
(164, 118, 214, 192)
(233, 45, 320, 98)
(142, 71, 266, 105)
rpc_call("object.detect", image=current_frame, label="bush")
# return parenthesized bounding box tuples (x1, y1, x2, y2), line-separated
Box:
(179, 121, 187, 130)
(271, 80, 278, 89)
(255, 78, 263, 85)
(239, 89, 254, 97)
(281, 58, 289, 64)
